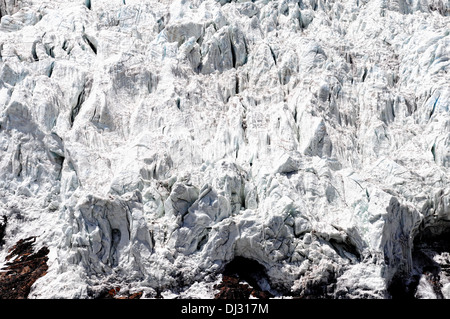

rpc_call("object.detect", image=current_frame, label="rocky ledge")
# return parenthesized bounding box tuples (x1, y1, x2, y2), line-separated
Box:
(0, 237, 49, 299)
(214, 275, 273, 299)
(95, 286, 144, 299)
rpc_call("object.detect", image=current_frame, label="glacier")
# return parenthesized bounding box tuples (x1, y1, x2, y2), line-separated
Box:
(0, 0, 449, 299)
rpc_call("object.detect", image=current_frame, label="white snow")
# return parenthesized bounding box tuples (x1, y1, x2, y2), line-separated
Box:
(0, 0, 449, 298)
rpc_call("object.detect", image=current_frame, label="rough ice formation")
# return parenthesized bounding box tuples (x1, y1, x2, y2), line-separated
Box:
(0, 0, 449, 298)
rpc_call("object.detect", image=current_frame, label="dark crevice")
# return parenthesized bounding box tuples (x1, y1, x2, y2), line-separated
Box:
(50, 151, 65, 181)
(156, 16, 166, 33)
(0, 215, 7, 247)
(149, 230, 155, 248)
(389, 226, 450, 299)
(82, 34, 97, 55)
(222, 257, 266, 288)
(70, 88, 86, 127)
(268, 45, 277, 66)
(293, 106, 298, 124)
(361, 67, 367, 82)
(31, 41, 39, 62)
(17, 162, 22, 177)
(215, 256, 273, 299)
(346, 52, 353, 64)
(390, 100, 395, 119)
(329, 238, 361, 262)
(109, 228, 121, 267)
(429, 96, 439, 119)
(62, 39, 74, 55)
(44, 44, 55, 58)
(195, 62, 203, 74)
(16, 144, 22, 177)
(431, 144, 436, 162)
(230, 40, 237, 69)
(196, 231, 209, 251)
(47, 61, 54, 78)
(388, 275, 416, 299)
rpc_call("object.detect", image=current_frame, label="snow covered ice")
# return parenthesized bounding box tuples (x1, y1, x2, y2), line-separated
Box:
(0, 0, 449, 299)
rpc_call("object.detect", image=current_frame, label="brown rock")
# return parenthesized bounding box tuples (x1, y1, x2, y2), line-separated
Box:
(0, 237, 49, 299)
(96, 286, 143, 299)
(0, 216, 6, 247)
(214, 275, 273, 299)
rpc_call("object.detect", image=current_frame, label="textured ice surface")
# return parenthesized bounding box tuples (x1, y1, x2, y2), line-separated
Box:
(0, 0, 449, 298)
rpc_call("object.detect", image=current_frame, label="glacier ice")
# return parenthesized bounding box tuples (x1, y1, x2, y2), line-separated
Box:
(0, 0, 449, 299)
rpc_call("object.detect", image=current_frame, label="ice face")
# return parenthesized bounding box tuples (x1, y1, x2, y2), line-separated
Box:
(0, 0, 448, 299)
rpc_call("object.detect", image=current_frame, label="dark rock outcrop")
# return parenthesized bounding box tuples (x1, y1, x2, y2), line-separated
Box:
(0, 216, 6, 247)
(0, 236, 49, 299)
(214, 275, 273, 299)
(96, 286, 143, 299)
